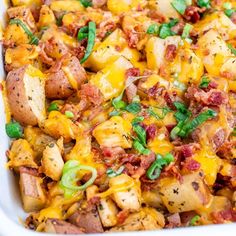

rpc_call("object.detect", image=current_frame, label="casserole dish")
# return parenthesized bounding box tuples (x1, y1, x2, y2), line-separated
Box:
(0, 0, 236, 235)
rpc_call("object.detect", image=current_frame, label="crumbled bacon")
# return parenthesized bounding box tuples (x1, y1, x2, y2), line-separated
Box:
(184, 6, 205, 23)
(60, 103, 80, 120)
(166, 213, 181, 228)
(19, 167, 39, 177)
(146, 124, 157, 141)
(212, 209, 235, 224)
(98, 21, 116, 39)
(212, 129, 226, 151)
(231, 12, 236, 24)
(164, 91, 176, 109)
(183, 158, 201, 171)
(92, 0, 107, 8)
(117, 210, 130, 224)
(80, 84, 103, 106)
(102, 147, 126, 158)
(148, 10, 166, 23)
(165, 44, 177, 62)
(171, 21, 185, 35)
(126, 30, 139, 48)
(125, 68, 140, 103)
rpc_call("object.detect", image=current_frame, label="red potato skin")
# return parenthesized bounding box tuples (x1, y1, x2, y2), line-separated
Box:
(45, 219, 84, 234)
(45, 56, 87, 99)
(69, 207, 104, 233)
(6, 66, 38, 126)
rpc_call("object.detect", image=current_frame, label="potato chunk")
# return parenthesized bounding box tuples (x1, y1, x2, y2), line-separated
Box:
(110, 207, 164, 232)
(92, 116, 132, 149)
(98, 198, 118, 227)
(160, 172, 211, 213)
(89, 56, 133, 101)
(44, 219, 84, 234)
(41, 142, 64, 181)
(196, 30, 233, 76)
(38, 5, 56, 28)
(8, 139, 37, 169)
(19, 168, 46, 212)
(6, 65, 46, 126)
(109, 174, 141, 211)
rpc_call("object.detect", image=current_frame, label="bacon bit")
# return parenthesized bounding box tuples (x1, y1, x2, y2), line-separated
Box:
(184, 6, 205, 23)
(159, 65, 168, 78)
(0, 83, 3, 91)
(98, 21, 116, 40)
(148, 10, 166, 23)
(80, 84, 103, 106)
(92, 0, 107, 8)
(126, 30, 139, 49)
(165, 44, 177, 62)
(125, 68, 140, 78)
(231, 12, 236, 24)
(148, 83, 164, 98)
(220, 71, 235, 80)
(211, 209, 234, 224)
(39, 42, 54, 66)
(60, 104, 80, 120)
(164, 91, 176, 109)
(208, 81, 218, 90)
(146, 124, 157, 141)
(89, 196, 101, 205)
(71, 46, 86, 60)
(212, 129, 226, 151)
(203, 49, 210, 56)
(117, 210, 129, 224)
(171, 21, 185, 35)
(102, 147, 126, 158)
(125, 68, 140, 102)
(183, 158, 201, 171)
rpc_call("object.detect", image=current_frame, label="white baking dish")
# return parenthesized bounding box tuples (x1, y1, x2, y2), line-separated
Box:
(0, 1, 235, 235)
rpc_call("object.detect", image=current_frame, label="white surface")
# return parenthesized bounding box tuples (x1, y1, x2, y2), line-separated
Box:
(0, 1, 235, 236)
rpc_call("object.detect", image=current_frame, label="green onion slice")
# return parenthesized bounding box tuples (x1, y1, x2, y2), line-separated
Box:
(5, 122, 23, 139)
(107, 166, 125, 178)
(9, 18, 39, 45)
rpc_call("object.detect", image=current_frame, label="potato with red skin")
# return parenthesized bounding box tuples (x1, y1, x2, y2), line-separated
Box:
(6, 65, 46, 126)
(44, 219, 84, 234)
(45, 56, 87, 99)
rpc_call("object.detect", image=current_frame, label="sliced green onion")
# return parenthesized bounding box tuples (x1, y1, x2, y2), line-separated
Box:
(171, 0, 187, 15)
(147, 24, 159, 35)
(109, 110, 122, 117)
(79, 0, 92, 7)
(199, 76, 210, 88)
(223, 2, 232, 10)
(133, 124, 147, 146)
(178, 109, 217, 138)
(232, 128, 236, 136)
(146, 153, 174, 180)
(132, 116, 144, 125)
(126, 102, 141, 114)
(133, 140, 150, 155)
(5, 122, 23, 139)
(65, 111, 74, 119)
(182, 23, 193, 39)
(225, 9, 235, 17)
(9, 18, 39, 45)
(170, 121, 185, 140)
(148, 106, 171, 120)
(106, 165, 125, 178)
(62, 160, 80, 174)
(197, 0, 211, 8)
(61, 163, 97, 191)
(80, 21, 96, 64)
(159, 19, 178, 39)
(189, 215, 201, 226)
(78, 26, 89, 41)
(173, 80, 187, 91)
(112, 92, 127, 110)
(173, 101, 191, 122)
(227, 43, 236, 56)
(48, 103, 59, 112)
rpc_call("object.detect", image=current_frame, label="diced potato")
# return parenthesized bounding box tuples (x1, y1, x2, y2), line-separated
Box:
(160, 172, 211, 213)
(196, 30, 233, 76)
(146, 36, 181, 70)
(110, 207, 163, 231)
(5, 44, 39, 71)
(8, 139, 38, 169)
(11, 0, 41, 7)
(41, 141, 64, 181)
(98, 198, 119, 227)
(44, 219, 84, 234)
(38, 5, 56, 28)
(220, 57, 236, 80)
(170, 48, 204, 85)
(50, 0, 84, 12)
(85, 29, 143, 72)
(148, 0, 180, 19)
(192, 148, 221, 186)
(89, 56, 133, 101)
(92, 116, 132, 149)
(24, 126, 55, 160)
(109, 174, 141, 211)
(19, 170, 46, 212)
(107, 0, 146, 15)
(194, 12, 236, 40)
(4, 20, 30, 45)
(41, 111, 81, 142)
(142, 190, 165, 209)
